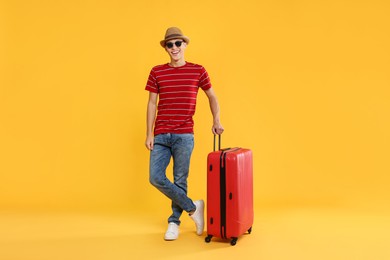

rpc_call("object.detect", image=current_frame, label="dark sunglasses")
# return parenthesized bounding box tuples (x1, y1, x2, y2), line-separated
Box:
(166, 41, 184, 49)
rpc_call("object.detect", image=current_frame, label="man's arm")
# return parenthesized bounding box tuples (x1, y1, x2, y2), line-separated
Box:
(204, 88, 224, 135)
(145, 92, 158, 150)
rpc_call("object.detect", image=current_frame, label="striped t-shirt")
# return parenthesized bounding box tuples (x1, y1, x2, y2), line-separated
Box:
(145, 62, 212, 136)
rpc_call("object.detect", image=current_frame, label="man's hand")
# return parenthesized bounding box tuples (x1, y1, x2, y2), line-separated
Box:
(145, 135, 154, 150)
(212, 122, 224, 135)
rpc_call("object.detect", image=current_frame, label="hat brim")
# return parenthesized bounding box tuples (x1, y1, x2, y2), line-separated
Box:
(160, 36, 190, 48)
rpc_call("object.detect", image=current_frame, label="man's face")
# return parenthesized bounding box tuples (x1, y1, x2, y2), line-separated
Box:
(165, 38, 187, 62)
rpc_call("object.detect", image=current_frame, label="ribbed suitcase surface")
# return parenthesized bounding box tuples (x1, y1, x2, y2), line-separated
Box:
(205, 136, 253, 246)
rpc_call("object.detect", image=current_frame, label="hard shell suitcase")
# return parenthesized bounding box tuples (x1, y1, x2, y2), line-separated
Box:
(205, 135, 254, 246)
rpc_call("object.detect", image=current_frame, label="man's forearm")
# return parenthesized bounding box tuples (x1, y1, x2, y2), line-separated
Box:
(209, 95, 221, 123)
(146, 102, 156, 136)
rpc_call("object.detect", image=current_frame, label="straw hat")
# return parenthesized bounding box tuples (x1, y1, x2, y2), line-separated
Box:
(160, 27, 190, 48)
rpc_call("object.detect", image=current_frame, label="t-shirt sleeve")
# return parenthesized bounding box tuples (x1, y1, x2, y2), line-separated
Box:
(199, 66, 212, 91)
(145, 68, 158, 93)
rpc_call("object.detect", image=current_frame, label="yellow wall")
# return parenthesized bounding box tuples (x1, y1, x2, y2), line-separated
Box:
(1, 0, 389, 212)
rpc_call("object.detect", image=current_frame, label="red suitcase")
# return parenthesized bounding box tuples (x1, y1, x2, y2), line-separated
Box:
(205, 135, 254, 246)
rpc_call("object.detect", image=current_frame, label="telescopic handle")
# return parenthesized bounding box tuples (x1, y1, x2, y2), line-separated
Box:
(213, 134, 221, 151)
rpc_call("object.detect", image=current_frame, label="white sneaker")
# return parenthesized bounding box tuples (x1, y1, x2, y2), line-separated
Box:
(190, 200, 204, 235)
(164, 222, 179, 241)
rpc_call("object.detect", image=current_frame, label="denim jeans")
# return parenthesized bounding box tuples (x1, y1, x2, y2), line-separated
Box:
(149, 133, 196, 225)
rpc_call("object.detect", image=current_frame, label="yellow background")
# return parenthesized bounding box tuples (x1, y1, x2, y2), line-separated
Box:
(1, 0, 390, 213)
(1, 1, 390, 259)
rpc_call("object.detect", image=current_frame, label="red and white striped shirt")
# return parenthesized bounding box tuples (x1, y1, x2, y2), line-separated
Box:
(145, 62, 212, 135)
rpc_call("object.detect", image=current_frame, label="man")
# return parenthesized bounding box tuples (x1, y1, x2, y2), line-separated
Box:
(145, 27, 224, 241)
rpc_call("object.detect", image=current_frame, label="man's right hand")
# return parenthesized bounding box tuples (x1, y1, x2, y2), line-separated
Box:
(145, 135, 154, 150)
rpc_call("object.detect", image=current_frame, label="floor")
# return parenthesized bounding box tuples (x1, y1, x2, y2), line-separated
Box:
(1, 207, 389, 260)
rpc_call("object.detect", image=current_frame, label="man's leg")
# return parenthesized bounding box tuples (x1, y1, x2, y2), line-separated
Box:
(169, 134, 204, 236)
(169, 134, 196, 225)
(149, 134, 196, 224)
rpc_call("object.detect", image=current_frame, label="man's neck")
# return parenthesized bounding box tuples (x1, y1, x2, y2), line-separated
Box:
(169, 59, 186, 67)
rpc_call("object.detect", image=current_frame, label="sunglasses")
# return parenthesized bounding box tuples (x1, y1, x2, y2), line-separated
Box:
(166, 41, 184, 49)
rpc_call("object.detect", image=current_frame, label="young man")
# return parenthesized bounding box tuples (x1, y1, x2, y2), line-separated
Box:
(145, 27, 224, 241)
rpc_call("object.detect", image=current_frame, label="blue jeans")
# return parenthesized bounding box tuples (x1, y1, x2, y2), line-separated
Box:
(149, 133, 196, 225)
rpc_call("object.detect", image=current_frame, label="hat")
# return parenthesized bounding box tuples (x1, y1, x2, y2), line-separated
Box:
(160, 27, 190, 48)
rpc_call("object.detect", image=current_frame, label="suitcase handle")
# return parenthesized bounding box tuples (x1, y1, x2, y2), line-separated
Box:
(213, 134, 221, 151)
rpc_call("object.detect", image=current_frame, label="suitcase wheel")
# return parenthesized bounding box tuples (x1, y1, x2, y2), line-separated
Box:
(230, 237, 238, 246)
(205, 235, 212, 243)
(248, 227, 252, 234)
